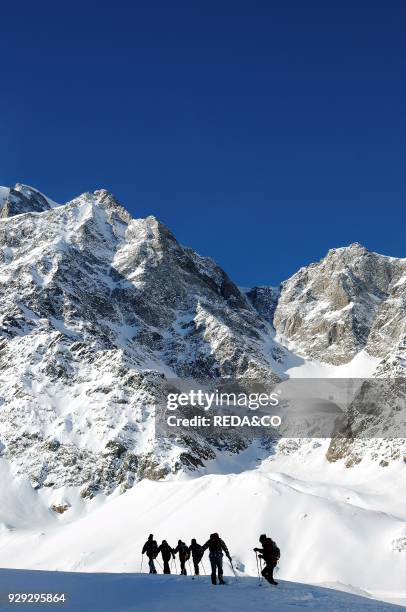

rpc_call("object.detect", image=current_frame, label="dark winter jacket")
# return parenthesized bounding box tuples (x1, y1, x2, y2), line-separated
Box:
(257, 538, 280, 565)
(157, 541, 174, 562)
(174, 541, 190, 562)
(142, 537, 158, 559)
(189, 540, 202, 560)
(201, 533, 230, 559)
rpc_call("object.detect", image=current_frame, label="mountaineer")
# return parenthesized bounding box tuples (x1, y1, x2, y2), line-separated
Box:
(200, 532, 231, 585)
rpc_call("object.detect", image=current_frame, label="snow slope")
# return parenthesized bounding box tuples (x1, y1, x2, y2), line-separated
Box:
(283, 349, 380, 378)
(0, 459, 405, 607)
(0, 569, 404, 612)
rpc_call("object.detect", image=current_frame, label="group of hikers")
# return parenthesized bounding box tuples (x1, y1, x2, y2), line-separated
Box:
(142, 532, 280, 586)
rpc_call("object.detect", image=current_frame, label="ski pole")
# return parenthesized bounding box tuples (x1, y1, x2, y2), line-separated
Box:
(155, 558, 163, 572)
(200, 560, 206, 575)
(141, 554, 144, 573)
(188, 558, 193, 578)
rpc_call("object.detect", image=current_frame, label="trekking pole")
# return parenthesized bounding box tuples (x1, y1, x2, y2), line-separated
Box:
(255, 551, 261, 586)
(200, 560, 207, 575)
(155, 558, 163, 572)
(188, 559, 194, 579)
(258, 556, 264, 584)
(228, 558, 239, 582)
(141, 554, 144, 573)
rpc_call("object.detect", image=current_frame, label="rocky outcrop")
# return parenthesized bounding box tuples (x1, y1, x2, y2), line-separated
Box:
(0, 183, 54, 218)
(273, 243, 406, 365)
(246, 285, 280, 324)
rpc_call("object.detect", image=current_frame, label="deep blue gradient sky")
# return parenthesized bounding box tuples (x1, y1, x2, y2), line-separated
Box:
(1, 1, 405, 286)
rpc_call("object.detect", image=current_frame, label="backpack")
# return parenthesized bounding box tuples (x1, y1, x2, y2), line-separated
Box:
(273, 542, 280, 560)
(208, 534, 224, 554)
(152, 541, 159, 558)
(264, 538, 280, 561)
(160, 543, 172, 559)
(191, 543, 201, 558)
(178, 543, 190, 561)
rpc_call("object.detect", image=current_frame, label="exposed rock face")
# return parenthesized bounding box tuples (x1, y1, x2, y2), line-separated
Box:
(367, 279, 406, 370)
(325, 378, 406, 465)
(0, 184, 54, 218)
(271, 244, 406, 465)
(0, 187, 280, 495)
(246, 285, 280, 325)
(273, 243, 406, 365)
(51, 503, 71, 514)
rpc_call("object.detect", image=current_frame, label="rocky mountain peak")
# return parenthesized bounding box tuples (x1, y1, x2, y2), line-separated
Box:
(273, 243, 406, 364)
(91, 189, 128, 215)
(327, 242, 367, 256)
(0, 183, 282, 495)
(0, 183, 54, 218)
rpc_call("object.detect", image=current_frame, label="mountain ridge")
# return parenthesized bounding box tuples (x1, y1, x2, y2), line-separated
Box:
(0, 184, 404, 497)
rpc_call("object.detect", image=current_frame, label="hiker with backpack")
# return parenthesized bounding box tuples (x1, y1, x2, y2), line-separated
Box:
(254, 533, 280, 585)
(189, 538, 202, 575)
(174, 540, 190, 575)
(142, 534, 159, 574)
(200, 532, 231, 585)
(157, 540, 175, 574)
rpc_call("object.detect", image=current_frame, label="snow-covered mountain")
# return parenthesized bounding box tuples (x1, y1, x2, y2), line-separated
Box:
(0, 183, 56, 217)
(0, 184, 405, 607)
(273, 243, 406, 369)
(0, 184, 283, 497)
(0, 183, 404, 483)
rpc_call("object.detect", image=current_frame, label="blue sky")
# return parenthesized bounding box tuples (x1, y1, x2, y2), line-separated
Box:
(1, 1, 405, 286)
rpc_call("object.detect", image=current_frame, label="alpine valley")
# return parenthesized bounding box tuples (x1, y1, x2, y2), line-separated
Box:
(0, 184, 405, 610)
